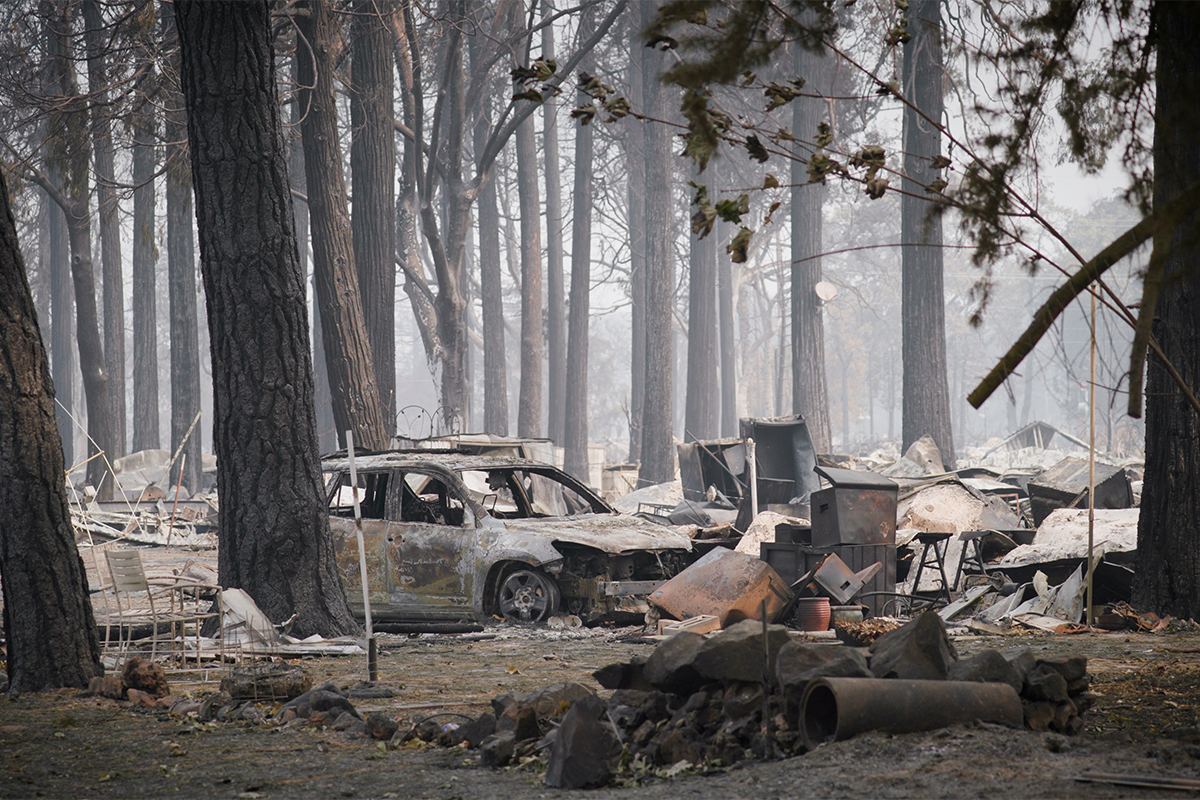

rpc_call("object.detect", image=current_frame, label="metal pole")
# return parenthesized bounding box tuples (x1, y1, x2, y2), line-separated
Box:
(347, 430, 377, 681)
(1087, 291, 1096, 628)
(747, 437, 758, 519)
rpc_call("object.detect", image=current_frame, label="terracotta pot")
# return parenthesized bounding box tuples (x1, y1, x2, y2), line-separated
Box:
(793, 597, 831, 631)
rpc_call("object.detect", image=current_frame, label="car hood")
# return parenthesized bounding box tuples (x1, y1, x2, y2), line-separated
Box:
(498, 514, 694, 554)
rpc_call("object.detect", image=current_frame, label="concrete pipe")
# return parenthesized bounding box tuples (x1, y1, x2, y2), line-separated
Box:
(800, 677, 1023, 750)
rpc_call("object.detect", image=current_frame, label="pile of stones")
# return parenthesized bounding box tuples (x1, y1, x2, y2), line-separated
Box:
(410, 612, 1095, 789)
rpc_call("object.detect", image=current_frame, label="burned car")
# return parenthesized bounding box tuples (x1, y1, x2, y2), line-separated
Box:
(322, 451, 695, 624)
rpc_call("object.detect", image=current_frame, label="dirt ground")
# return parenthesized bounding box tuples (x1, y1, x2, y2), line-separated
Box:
(3, 623, 1200, 800)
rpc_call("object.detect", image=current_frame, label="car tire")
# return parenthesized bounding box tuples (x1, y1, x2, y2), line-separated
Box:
(497, 568, 560, 623)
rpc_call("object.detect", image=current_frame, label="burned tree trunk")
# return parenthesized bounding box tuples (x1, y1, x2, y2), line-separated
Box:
(470, 29, 509, 436)
(516, 109, 543, 439)
(542, 5, 566, 445)
(639, 10, 675, 486)
(174, 0, 358, 637)
(296, 0, 390, 452)
(684, 160, 718, 443)
(1133, 2, 1200, 620)
(0, 166, 103, 695)
(564, 4, 595, 482)
(162, 9, 203, 494)
(790, 38, 833, 453)
(900, 0, 955, 466)
(54, 2, 113, 501)
(626, 2, 647, 464)
(46, 182, 73, 467)
(351, 0, 397, 429)
(83, 0, 128, 458)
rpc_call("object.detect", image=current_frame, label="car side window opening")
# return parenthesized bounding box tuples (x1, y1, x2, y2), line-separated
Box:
(401, 472, 468, 526)
(327, 471, 389, 519)
(458, 468, 599, 518)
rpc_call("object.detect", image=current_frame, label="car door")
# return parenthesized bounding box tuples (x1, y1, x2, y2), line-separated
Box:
(385, 468, 476, 620)
(327, 469, 395, 616)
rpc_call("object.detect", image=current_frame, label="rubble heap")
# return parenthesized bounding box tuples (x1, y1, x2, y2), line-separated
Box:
(409, 613, 1096, 789)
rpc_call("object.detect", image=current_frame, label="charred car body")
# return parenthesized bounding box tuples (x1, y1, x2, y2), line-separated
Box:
(322, 452, 695, 624)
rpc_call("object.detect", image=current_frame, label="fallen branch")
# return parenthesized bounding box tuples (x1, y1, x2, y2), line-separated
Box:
(969, 182, 1200, 413)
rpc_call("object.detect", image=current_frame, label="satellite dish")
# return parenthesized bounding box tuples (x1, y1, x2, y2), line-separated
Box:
(814, 281, 838, 304)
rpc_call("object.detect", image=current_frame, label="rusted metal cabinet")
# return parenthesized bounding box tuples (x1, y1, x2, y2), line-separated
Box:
(809, 466, 898, 548)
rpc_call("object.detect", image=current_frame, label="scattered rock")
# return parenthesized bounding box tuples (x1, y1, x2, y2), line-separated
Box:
(1023, 700, 1056, 732)
(125, 688, 160, 709)
(167, 697, 202, 716)
(452, 712, 496, 747)
(775, 641, 871, 697)
(331, 711, 366, 734)
(346, 683, 400, 700)
(869, 612, 958, 680)
(365, 713, 399, 741)
(123, 657, 170, 698)
(1002, 647, 1037, 684)
(690, 620, 792, 684)
(1037, 655, 1087, 684)
(88, 674, 126, 701)
(231, 702, 266, 722)
(199, 690, 233, 722)
(643, 632, 708, 694)
(948, 649, 1022, 694)
(479, 730, 516, 767)
(721, 681, 764, 720)
(277, 683, 360, 721)
(593, 656, 651, 691)
(543, 694, 621, 789)
(1023, 664, 1069, 703)
(220, 662, 311, 702)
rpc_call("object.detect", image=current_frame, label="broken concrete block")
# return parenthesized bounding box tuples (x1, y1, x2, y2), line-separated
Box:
(774, 641, 872, 696)
(658, 615, 721, 636)
(122, 657, 170, 697)
(691, 620, 792, 684)
(1023, 664, 1070, 703)
(365, 713, 399, 741)
(869, 612, 958, 680)
(543, 695, 621, 789)
(948, 649, 1023, 694)
(644, 631, 708, 694)
(479, 730, 516, 767)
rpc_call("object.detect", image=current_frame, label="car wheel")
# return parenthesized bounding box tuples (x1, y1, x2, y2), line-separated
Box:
(497, 569, 560, 623)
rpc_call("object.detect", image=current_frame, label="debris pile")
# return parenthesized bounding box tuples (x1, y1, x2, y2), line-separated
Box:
(410, 613, 1095, 788)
